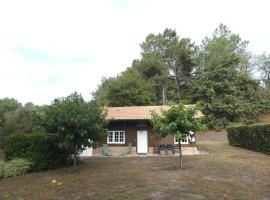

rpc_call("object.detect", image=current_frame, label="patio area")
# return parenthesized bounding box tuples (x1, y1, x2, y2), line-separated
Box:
(89, 144, 201, 157)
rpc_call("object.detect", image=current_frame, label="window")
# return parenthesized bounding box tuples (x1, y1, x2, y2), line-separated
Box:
(115, 131, 119, 142)
(108, 132, 113, 143)
(174, 134, 189, 144)
(107, 131, 125, 144)
(119, 132, 124, 142)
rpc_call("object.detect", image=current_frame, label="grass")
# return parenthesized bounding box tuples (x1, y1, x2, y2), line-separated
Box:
(0, 139, 270, 199)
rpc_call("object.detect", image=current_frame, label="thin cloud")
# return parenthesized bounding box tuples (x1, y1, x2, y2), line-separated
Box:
(12, 47, 91, 64)
(0, 0, 269, 105)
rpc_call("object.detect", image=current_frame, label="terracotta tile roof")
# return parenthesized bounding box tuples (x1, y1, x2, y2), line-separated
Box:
(104, 105, 203, 120)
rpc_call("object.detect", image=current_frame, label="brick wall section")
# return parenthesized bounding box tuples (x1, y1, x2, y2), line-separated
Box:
(93, 120, 197, 155)
(93, 145, 196, 156)
(93, 146, 137, 156)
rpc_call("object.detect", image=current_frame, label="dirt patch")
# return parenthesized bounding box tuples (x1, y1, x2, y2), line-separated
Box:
(259, 113, 270, 123)
(196, 130, 228, 143)
(0, 143, 270, 200)
(150, 191, 166, 200)
(188, 193, 206, 200)
(240, 176, 254, 185)
(259, 196, 270, 200)
(203, 176, 229, 182)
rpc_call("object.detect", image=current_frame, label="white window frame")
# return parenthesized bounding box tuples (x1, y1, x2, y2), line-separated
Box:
(174, 134, 189, 144)
(107, 131, 125, 144)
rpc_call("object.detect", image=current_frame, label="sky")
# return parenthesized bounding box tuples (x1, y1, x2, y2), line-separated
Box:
(0, 0, 270, 105)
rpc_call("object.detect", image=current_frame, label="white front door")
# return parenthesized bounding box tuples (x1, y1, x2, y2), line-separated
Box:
(137, 130, 148, 154)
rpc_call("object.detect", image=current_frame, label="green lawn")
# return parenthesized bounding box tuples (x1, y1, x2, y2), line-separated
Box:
(0, 142, 270, 200)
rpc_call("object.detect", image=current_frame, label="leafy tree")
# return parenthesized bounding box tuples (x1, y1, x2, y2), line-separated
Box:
(0, 98, 21, 148)
(237, 51, 254, 75)
(151, 104, 205, 169)
(186, 24, 262, 128)
(94, 28, 196, 106)
(137, 32, 171, 105)
(41, 92, 107, 166)
(194, 24, 249, 73)
(93, 77, 114, 106)
(136, 28, 197, 103)
(94, 69, 155, 106)
(0, 98, 21, 127)
(0, 99, 39, 149)
(93, 24, 269, 128)
(2, 107, 35, 136)
(133, 53, 170, 105)
(165, 34, 197, 102)
(256, 52, 270, 85)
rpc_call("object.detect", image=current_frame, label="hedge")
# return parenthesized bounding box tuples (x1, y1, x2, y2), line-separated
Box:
(5, 133, 69, 172)
(227, 123, 270, 154)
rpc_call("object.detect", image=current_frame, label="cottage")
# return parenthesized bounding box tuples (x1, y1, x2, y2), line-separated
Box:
(92, 105, 203, 156)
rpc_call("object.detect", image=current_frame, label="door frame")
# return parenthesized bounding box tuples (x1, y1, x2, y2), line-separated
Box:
(136, 130, 148, 154)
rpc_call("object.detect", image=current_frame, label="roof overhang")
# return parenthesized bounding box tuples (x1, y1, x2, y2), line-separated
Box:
(104, 105, 203, 121)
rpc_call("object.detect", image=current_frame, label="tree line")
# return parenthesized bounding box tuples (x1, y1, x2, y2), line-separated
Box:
(0, 98, 39, 148)
(1, 23, 270, 149)
(93, 24, 270, 128)
(0, 93, 107, 167)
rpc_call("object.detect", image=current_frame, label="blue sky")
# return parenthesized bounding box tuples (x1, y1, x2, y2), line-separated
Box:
(0, 0, 270, 105)
(12, 47, 91, 64)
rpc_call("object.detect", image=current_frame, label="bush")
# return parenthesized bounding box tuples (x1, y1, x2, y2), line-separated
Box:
(5, 133, 69, 172)
(0, 158, 31, 178)
(227, 123, 270, 154)
(0, 150, 4, 161)
(0, 161, 4, 178)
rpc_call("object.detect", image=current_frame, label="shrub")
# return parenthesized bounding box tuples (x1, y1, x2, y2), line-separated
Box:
(0, 158, 31, 178)
(227, 123, 270, 154)
(0, 150, 4, 161)
(5, 132, 69, 172)
(0, 161, 4, 178)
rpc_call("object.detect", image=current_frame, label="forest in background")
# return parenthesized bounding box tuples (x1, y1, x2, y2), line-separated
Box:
(1, 23, 270, 149)
(94, 24, 270, 128)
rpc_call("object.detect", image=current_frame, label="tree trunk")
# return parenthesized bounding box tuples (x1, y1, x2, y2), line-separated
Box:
(174, 68, 181, 102)
(162, 86, 166, 105)
(178, 140, 183, 169)
(73, 145, 78, 167)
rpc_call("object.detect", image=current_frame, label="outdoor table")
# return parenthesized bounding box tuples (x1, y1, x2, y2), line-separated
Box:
(158, 144, 175, 155)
